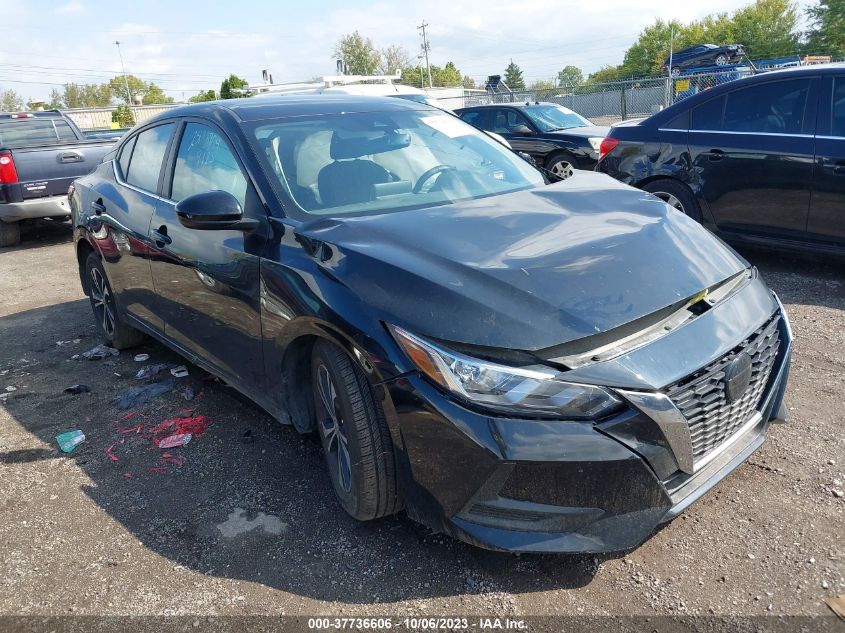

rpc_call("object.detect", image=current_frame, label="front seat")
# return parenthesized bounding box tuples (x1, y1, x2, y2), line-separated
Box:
(317, 133, 391, 207)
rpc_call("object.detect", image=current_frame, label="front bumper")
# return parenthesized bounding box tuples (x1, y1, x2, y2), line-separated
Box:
(383, 281, 792, 553)
(0, 195, 71, 222)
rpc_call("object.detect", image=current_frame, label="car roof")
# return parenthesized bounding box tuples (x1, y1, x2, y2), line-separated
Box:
(455, 101, 562, 111)
(143, 94, 434, 126)
(648, 63, 845, 125)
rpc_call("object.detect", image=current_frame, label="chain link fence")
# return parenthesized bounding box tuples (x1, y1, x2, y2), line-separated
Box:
(434, 68, 759, 124)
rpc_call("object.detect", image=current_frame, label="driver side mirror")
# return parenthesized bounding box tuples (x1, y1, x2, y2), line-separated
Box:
(511, 124, 533, 136)
(175, 190, 258, 231)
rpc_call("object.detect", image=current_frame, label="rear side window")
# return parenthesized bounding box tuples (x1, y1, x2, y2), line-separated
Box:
(170, 123, 248, 207)
(832, 77, 845, 138)
(124, 124, 174, 193)
(691, 96, 724, 131)
(55, 120, 77, 141)
(459, 110, 484, 127)
(118, 136, 136, 179)
(724, 79, 810, 135)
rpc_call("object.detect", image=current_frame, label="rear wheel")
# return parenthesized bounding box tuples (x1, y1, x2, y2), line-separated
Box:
(84, 252, 144, 349)
(671, 66, 682, 77)
(715, 54, 728, 66)
(642, 180, 702, 222)
(0, 221, 21, 247)
(311, 340, 400, 521)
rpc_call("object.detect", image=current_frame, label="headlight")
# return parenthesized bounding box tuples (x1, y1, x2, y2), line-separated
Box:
(587, 137, 603, 152)
(388, 325, 623, 419)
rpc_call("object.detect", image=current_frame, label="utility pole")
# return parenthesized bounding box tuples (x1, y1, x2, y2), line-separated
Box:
(417, 54, 425, 89)
(113, 40, 136, 123)
(665, 26, 675, 108)
(417, 21, 432, 89)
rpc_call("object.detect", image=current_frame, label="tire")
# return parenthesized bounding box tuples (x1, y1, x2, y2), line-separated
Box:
(545, 153, 578, 181)
(0, 221, 21, 247)
(671, 66, 681, 77)
(642, 180, 702, 222)
(311, 340, 400, 521)
(84, 252, 144, 349)
(715, 54, 728, 66)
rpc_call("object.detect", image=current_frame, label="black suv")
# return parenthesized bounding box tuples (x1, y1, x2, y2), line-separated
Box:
(597, 64, 845, 256)
(664, 44, 745, 76)
(455, 102, 608, 179)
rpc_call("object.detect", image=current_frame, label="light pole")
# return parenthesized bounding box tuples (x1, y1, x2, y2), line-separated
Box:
(113, 40, 135, 123)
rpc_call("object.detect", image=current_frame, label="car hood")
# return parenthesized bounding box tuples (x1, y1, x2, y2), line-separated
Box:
(547, 125, 609, 139)
(298, 171, 747, 351)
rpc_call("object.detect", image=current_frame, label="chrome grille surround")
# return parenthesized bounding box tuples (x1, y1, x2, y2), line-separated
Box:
(664, 314, 781, 465)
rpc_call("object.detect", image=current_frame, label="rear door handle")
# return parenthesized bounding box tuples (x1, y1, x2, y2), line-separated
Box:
(151, 226, 172, 246)
(91, 200, 105, 215)
(707, 149, 725, 161)
(59, 151, 82, 163)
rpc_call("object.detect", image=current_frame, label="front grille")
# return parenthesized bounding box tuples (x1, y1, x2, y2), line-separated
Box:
(665, 314, 781, 462)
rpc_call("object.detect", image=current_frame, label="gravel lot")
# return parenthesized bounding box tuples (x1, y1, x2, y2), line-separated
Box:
(0, 220, 842, 626)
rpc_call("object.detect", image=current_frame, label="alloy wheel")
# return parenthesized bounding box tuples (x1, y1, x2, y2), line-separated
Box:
(316, 363, 353, 493)
(652, 191, 686, 214)
(89, 267, 116, 337)
(715, 54, 728, 66)
(550, 160, 575, 180)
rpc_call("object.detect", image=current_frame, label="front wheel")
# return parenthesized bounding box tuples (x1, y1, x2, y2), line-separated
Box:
(715, 54, 728, 66)
(84, 252, 144, 349)
(311, 340, 400, 521)
(546, 154, 577, 181)
(642, 180, 702, 222)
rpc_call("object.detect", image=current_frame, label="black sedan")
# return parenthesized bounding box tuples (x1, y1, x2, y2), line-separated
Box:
(70, 95, 791, 553)
(664, 43, 745, 76)
(597, 64, 845, 257)
(454, 102, 608, 179)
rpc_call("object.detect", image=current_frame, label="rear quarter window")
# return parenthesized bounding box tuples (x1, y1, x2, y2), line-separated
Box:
(691, 96, 725, 131)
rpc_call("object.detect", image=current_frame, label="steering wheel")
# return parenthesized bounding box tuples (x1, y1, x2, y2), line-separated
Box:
(413, 165, 457, 193)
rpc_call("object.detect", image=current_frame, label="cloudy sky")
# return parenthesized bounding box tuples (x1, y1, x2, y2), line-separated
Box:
(1, 0, 814, 103)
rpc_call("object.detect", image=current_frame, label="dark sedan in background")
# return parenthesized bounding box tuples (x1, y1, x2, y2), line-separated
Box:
(597, 64, 845, 256)
(455, 102, 608, 179)
(664, 43, 746, 76)
(71, 95, 791, 554)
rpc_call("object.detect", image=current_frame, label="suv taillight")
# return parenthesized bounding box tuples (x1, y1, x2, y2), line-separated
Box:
(598, 137, 619, 162)
(0, 152, 18, 184)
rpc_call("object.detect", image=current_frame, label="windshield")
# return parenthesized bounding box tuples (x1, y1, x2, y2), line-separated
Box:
(248, 109, 543, 218)
(522, 105, 592, 132)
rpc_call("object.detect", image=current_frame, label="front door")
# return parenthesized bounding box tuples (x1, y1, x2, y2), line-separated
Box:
(147, 120, 268, 392)
(688, 77, 817, 239)
(807, 75, 845, 244)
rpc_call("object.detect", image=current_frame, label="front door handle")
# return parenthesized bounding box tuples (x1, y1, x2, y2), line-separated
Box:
(832, 160, 845, 176)
(151, 225, 172, 246)
(707, 149, 725, 161)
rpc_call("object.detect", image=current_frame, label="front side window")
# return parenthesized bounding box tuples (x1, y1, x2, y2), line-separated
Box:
(522, 105, 592, 132)
(490, 109, 532, 134)
(170, 123, 248, 207)
(832, 77, 845, 138)
(124, 123, 174, 193)
(249, 109, 543, 219)
(724, 79, 810, 135)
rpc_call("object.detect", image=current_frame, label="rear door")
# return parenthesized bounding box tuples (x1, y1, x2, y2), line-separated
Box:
(807, 74, 845, 244)
(92, 122, 175, 332)
(148, 120, 267, 392)
(688, 77, 818, 240)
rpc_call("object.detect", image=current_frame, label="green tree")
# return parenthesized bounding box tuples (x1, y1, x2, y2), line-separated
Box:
(333, 31, 380, 75)
(378, 44, 412, 75)
(108, 74, 147, 104)
(503, 60, 525, 90)
(556, 65, 584, 89)
(220, 74, 248, 99)
(62, 83, 112, 108)
(1, 88, 24, 112)
(188, 89, 217, 103)
(112, 103, 135, 127)
(529, 79, 556, 91)
(437, 61, 462, 86)
(805, 0, 845, 56)
(46, 88, 63, 110)
(462, 75, 477, 89)
(142, 83, 174, 105)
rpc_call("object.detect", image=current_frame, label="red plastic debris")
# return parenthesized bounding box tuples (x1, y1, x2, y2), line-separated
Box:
(148, 466, 168, 473)
(159, 433, 191, 449)
(104, 444, 119, 462)
(123, 472, 133, 479)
